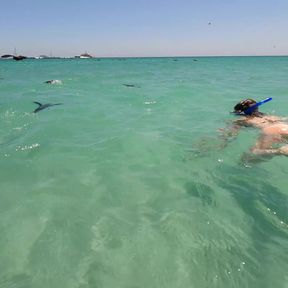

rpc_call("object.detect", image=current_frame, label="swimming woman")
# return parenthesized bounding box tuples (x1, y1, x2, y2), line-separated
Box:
(221, 98, 288, 156)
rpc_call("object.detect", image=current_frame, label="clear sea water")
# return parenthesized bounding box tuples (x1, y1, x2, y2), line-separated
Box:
(0, 56, 288, 288)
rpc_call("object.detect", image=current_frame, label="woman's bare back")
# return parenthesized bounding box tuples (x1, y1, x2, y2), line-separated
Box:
(235, 115, 288, 155)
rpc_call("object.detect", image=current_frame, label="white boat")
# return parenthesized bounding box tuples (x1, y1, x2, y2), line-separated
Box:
(79, 53, 93, 59)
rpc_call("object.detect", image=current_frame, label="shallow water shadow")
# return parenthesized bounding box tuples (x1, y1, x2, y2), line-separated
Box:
(191, 136, 226, 157)
(215, 164, 288, 286)
(185, 181, 216, 206)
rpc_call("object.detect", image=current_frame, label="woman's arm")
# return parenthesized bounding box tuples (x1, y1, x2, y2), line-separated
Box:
(217, 119, 247, 147)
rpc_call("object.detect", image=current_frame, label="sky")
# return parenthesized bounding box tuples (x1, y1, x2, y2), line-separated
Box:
(0, 0, 287, 57)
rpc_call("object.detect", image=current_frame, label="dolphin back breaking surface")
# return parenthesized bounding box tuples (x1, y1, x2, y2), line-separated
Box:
(33, 102, 63, 113)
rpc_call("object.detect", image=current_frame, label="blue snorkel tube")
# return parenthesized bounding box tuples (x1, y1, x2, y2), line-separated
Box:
(244, 97, 272, 115)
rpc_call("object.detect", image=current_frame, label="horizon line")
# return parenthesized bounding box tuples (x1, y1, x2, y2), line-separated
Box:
(1, 54, 288, 59)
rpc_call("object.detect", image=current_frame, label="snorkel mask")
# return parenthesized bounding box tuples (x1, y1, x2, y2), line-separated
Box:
(233, 97, 272, 115)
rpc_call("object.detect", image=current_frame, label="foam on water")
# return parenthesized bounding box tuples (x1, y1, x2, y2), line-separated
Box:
(0, 57, 288, 288)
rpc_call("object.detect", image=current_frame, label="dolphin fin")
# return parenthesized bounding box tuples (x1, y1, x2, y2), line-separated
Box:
(33, 101, 42, 106)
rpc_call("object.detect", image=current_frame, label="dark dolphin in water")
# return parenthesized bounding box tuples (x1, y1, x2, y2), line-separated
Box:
(122, 83, 140, 88)
(33, 101, 62, 113)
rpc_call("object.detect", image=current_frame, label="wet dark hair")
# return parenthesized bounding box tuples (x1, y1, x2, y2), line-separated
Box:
(234, 99, 256, 113)
(233, 98, 265, 117)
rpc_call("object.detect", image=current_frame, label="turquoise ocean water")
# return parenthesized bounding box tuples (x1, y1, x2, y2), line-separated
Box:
(0, 56, 288, 288)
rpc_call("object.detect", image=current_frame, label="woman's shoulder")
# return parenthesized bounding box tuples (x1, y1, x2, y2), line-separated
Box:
(233, 117, 252, 127)
(245, 115, 286, 128)
(261, 115, 285, 123)
(232, 114, 287, 128)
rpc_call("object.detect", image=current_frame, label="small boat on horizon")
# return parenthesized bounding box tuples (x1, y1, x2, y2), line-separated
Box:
(1, 54, 14, 59)
(13, 55, 27, 61)
(1, 54, 27, 61)
(75, 52, 93, 59)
